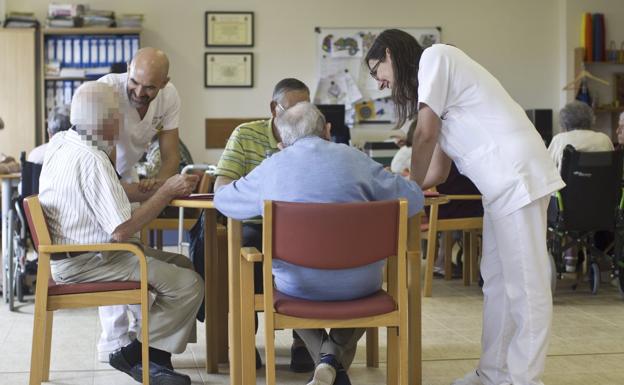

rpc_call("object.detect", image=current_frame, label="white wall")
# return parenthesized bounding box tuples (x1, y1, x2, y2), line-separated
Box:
(8, 0, 570, 163)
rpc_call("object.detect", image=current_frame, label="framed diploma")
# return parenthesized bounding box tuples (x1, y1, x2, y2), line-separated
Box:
(205, 11, 254, 47)
(204, 52, 254, 88)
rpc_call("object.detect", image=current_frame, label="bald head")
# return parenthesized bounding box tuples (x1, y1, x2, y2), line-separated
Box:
(126, 47, 170, 109)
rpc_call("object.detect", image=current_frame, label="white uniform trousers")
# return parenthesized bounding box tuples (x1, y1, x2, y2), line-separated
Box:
(51, 246, 203, 354)
(479, 195, 551, 385)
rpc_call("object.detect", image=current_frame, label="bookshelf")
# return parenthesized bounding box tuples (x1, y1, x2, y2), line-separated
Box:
(38, 27, 141, 144)
(573, 47, 624, 141)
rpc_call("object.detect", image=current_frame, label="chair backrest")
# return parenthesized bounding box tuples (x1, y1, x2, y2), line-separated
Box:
(269, 200, 402, 269)
(20, 151, 43, 198)
(559, 146, 623, 231)
(23, 195, 52, 251)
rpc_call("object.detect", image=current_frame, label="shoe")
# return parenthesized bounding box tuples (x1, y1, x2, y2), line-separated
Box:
(451, 369, 483, 385)
(306, 363, 336, 385)
(256, 348, 263, 369)
(109, 349, 191, 385)
(290, 343, 315, 372)
(334, 369, 352, 385)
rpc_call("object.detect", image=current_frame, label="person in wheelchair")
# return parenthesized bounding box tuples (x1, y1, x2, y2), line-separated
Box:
(547, 101, 615, 273)
(547, 101, 613, 171)
(28, 105, 72, 164)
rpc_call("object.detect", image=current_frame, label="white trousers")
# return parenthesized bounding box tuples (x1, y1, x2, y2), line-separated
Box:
(478, 196, 551, 385)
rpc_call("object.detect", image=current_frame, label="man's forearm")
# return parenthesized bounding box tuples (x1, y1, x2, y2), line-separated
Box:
(122, 181, 162, 202)
(111, 190, 172, 242)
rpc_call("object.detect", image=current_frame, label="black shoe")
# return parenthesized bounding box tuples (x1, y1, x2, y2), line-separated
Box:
(256, 348, 263, 369)
(109, 349, 191, 385)
(290, 344, 315, 373)
(334, 369, 352, 385)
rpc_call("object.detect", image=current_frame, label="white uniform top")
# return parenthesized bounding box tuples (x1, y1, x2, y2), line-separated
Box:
(547, 130, 614, 170)
(98, 73, 181, 182)
(418, 44, 565, 219)
(39, 130, 131, 244)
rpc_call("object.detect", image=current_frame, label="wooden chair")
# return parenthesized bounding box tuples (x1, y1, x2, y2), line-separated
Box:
(423, 194, 483, 297)
(243, 200, 409, 385)
(24, 196, 150, 385)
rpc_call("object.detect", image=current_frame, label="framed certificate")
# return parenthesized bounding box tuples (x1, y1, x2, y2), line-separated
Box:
(205, 11, 254, 47)
(204, 52, 254, 88)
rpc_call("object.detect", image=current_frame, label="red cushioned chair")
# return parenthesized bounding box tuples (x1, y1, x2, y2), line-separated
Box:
(24, 195, 150, 385)
(243, 199, 409, 385)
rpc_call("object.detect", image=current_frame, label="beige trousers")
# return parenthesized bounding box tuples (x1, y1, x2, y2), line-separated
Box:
(51, 245, 204, 354)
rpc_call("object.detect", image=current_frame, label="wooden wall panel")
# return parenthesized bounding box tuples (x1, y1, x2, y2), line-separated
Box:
(205, 118, 264, 148)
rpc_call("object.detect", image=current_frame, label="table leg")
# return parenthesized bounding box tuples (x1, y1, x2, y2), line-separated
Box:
(423, 204, 439, 297)
(2, 179, 11, 303)
(204, 209, 219, 373)
(228, 219, 242, 385)
(407, 216, 422, 385)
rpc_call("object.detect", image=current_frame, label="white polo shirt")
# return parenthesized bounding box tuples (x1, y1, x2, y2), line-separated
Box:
(98, 72, 181, 182)
(418, 44, 565, 219)
(39, 130, 131, 245)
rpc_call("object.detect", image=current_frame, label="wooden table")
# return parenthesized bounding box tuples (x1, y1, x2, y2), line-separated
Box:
(227, 195, 448, 385)
(1, 173, 20, 303)
(169, 198, 227, 373)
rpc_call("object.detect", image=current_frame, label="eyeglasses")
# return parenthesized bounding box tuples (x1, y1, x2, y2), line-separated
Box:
(276, 102, 287, 112)
(369, 59, 383, 81)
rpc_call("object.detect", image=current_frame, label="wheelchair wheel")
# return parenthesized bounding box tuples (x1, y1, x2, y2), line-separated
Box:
(588, 262, 600, 295)
(549, 252, 557, 294)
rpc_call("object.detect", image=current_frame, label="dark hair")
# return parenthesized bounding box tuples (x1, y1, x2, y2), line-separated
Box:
(272, 78, 309, 103)
(365, 29, 422, 127)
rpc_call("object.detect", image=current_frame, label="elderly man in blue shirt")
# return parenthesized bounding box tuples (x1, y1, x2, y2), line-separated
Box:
(215, 101, 423, 385)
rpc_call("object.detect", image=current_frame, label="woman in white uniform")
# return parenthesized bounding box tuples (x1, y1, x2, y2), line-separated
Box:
(365, 29, 565, 385)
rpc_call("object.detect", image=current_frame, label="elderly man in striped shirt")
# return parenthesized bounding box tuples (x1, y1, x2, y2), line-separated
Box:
(39, 82, 202, 385)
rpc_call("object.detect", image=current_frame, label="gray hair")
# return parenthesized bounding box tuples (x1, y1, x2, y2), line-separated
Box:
(272, 78, 309, 105)
(559, 101, 594, 131)
(275, 102, 325, 146)
(47, 105, 71, 136)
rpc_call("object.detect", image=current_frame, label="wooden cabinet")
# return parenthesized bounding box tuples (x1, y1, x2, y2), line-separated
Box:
(38, 27, 141, 143)
(0, 28, 38, 156)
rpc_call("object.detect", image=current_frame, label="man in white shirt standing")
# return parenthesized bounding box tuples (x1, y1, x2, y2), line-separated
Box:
(96, 47, 183, 362)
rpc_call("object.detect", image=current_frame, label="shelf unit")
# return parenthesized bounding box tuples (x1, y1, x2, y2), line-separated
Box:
(38, 27, 141, 144)
(573, 47, 624, 141)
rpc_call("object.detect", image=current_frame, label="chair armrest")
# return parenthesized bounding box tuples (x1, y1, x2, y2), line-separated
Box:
(446, 194, 482, 201)
(38, 243, 145, 257)
(241, 247, 263, 262)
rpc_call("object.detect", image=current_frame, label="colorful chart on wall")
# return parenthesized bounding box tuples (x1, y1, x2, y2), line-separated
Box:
(314, 27, 441, 125)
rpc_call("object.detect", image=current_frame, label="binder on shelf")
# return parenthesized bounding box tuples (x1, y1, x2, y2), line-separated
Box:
(82, 37, 90, 68)
(46, 37, 56, 62)
(131, 35, 139, 58)
(107, 37, 115, 65)
(55, 81, 64, 107)
(73, 37, 81, 67)
(56, 38, 64, 65)
(115, 38, 123, 64)
(90, 37, 98, 67)
(63, 80, 72, 105)
(123, 36, 132, 62)
(64, 37, 73, 66)
(73, 80, 82, 96)
(45, 81, 55, 111)
(98, 37, 107, 66)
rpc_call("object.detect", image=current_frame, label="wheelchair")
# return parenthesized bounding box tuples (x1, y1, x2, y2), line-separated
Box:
(3, 152, 41, 310)
(547, 146, 624, 296)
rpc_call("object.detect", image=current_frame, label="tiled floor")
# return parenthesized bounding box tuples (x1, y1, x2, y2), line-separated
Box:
(2, 273, 624, 385)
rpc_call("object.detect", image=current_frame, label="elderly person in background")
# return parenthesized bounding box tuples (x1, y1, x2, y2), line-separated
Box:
(28, 105, 72, 164)
(616, 111, 624, 148)
(215, 101, 424, 385)
(547, 101, 614, 170)
(39, 82, 202, 385)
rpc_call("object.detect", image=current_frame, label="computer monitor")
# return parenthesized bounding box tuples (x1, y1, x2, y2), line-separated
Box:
(316, 104, 351, 145)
